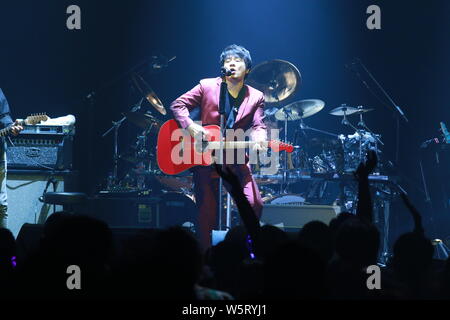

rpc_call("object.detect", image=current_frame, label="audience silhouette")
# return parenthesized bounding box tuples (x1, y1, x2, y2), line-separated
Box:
(0, 150, 448, 300)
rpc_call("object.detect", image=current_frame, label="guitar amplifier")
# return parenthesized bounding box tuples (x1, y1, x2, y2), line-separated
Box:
(6, 125, 74, 170)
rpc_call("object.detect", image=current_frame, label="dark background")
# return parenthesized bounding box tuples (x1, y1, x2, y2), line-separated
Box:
(0, 0, 449, 242)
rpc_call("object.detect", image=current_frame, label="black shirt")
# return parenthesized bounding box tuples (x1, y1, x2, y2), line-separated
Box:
(225, 86, 246, 129)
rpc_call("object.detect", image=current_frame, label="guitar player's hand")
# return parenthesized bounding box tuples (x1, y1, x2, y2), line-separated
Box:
(10, 120, 23, 136)
(187, 123, 208, 140)
(252, 139, 267, 152)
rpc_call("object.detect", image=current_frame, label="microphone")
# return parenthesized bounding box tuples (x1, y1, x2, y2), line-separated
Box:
(221, 67, 233, 76)
(420, 137, 439, 148)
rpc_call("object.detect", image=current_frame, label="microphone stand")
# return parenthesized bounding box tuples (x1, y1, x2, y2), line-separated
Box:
(101, 99, 144, 188)
(218, 72, 228, 231)
(354, 58, 408, 163)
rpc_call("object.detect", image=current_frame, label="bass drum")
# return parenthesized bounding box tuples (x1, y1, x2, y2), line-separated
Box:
(262, 193, 305, 206)
(157, 192, 197, 231)
(153, 171, 193, 193)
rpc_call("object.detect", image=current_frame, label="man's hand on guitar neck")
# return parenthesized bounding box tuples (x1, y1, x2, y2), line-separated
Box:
(187, 123, 208, 140)
(10, 120, 23, 136)
(251, 139, 268, 152)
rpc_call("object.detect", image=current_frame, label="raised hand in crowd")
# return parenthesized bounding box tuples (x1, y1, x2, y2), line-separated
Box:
(354, 149, 378, 180)
(355, 150, 378, 224)
(213, 163, 241, 194)
(400, 192, 424, 235)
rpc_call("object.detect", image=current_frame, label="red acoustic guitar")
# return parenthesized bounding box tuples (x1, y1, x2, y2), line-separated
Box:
(157, 119, 294, 175)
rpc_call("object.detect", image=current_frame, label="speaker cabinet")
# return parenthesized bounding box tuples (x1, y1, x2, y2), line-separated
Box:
(87, 192, 197, 230)
(6, 170, 76, 238)
(15, 224, 161, 262)
(262, 204, 341, 231)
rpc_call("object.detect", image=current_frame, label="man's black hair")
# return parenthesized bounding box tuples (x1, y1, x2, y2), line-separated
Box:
(219, 44, 252, 70)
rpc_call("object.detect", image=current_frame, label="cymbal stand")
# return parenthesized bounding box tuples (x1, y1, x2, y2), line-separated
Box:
(341, 108, 359, 132)
(101, 98, 144, 189)
(297, 117, 311, 173)
(281, 109, 294, 193)
(356, 106, 384, 148)
(339, 108, 364, 165)
(300, 117, 340, 138)
(355, 107, 385, 170)
(143, 126, 154, 172)
(102, 116, 126, 188)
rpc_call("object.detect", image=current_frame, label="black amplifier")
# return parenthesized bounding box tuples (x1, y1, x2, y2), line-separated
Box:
(6, 125, 74, 170)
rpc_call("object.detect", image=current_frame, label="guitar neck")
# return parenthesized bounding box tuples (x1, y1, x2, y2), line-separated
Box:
(208, 141, 265, 149)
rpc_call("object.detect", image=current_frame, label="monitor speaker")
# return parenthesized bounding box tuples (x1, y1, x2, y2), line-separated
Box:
(261, 204, 341, 231)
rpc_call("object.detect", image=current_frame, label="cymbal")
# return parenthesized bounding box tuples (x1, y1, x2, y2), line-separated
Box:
(246, 59, 301, 104)
(274, 99, 325, 121)
(264, 106, 279, 117)
(132, 73, 167, 115)
(125, 111, 161, 129)
(329, 105, 374, 116)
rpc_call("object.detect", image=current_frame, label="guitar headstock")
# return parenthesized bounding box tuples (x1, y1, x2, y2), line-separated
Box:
(24, 113, 49, 125)
(268, 140, 294, 153)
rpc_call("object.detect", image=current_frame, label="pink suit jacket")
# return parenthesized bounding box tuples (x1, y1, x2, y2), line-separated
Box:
(170, 77, 267, 141)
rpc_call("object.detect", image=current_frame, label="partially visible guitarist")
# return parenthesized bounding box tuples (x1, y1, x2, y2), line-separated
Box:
(170, 45, 267, 249)
(0, 88, 24, 228)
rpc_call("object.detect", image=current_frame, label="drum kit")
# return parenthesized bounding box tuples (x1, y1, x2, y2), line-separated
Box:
(101, 71, 190, 195)
(101, 59, 386, 213)
(246, 59, 386, 208)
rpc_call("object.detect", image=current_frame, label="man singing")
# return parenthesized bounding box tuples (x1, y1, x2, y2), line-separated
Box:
(170, 44, 267, 248)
